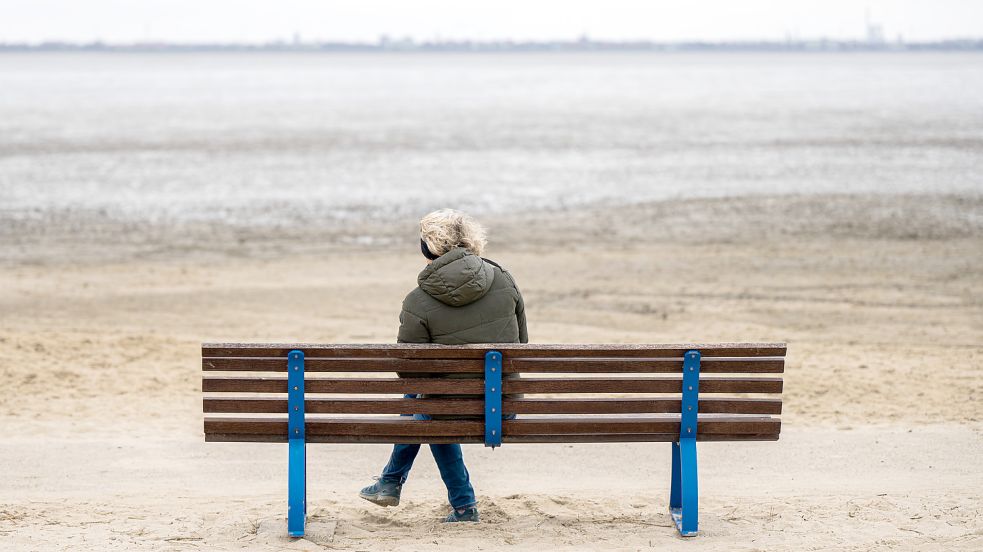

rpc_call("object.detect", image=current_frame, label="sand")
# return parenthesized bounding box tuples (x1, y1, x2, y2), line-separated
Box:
(1, 193, 982, 550)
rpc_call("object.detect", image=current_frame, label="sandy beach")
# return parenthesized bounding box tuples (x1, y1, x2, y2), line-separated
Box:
(1, 192, 981, 550)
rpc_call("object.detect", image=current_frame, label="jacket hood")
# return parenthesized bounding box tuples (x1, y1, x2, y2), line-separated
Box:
(417, 247, 495, 307)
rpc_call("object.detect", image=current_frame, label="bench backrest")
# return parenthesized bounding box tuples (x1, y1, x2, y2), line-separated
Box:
(202, 343, 785, 444)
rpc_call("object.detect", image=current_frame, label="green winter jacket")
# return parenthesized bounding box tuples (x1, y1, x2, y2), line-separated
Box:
(396, 247, 527, 414)
(397, 247, 527, 345)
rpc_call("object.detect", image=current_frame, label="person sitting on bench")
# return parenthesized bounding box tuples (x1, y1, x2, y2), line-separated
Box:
(358, 208, 528, 523)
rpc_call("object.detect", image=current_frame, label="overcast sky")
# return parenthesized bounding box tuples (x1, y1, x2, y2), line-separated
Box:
(2, 0, 982, 44)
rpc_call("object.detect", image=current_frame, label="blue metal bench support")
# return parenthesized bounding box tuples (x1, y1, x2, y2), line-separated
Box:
(670, 349, 700, 537)
(484, 350, 503, 448)
(287, 350, 306, 537)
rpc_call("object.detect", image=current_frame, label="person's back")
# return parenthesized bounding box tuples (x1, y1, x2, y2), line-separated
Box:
(396, 246, 526, 411)
(358, 209, 527, 523)
(398, 246, 526, 346)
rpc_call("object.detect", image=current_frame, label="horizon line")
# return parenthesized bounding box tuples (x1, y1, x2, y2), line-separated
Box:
(3, 36, 983, 53)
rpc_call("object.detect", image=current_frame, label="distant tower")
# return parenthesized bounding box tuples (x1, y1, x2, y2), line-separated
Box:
(865, 9, 885, 44)
(577, 32, 593, 50)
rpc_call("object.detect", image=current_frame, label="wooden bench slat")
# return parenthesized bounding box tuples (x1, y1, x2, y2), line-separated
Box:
(507, 417, 780, 435)
(510, 358, 785, 374)
(202, 376, 485, 394)
(201, 375, 782, 394)
(203, 416, 780, 437)
(502, 433, 781, 443)
(203, 358, 483, 373)
(202, 357, 785, 374)
(203, 397, 783, 415)
(507, 377, 783, 394)
(205, 433, 780, 444)
(202, 343, 787, 359)
(508, 397, 783, 415)
(204, 416, 482, 436)
(203, 397, 485, 414)
(202, 376, 782, 394)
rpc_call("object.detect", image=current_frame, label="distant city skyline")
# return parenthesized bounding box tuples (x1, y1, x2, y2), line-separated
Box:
(2, 0, 982, 45)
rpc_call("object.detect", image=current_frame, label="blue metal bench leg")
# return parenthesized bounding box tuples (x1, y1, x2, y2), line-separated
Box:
(669, 349, 700, 537)
(670, 438, 698, 536)
(288, 437, 306, 537)
(287, 350, 306, 537)
(669, 440, 681, 510)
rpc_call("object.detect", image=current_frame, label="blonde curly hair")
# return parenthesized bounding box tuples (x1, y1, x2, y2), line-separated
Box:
(420, 209, 487, 257)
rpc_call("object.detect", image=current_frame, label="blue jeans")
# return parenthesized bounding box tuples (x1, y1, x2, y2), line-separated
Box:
(379, 395, 476, 509)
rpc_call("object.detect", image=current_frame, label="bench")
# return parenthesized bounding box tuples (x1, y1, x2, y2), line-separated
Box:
(201, 342, 785, 538)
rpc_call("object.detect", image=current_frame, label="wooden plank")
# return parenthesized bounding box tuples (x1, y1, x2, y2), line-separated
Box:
(503, 433, 780, 443)
(507, 397, 783, 415)
(202, 356, 784, 374)
(202, 342, 787, 359)
(203, 416, 779, 437)
(205, 417, 484, 437)
(201, 376, 484, 394)
(202, 375, 782, 394)
(506, 417, 780, 435)
(202, 358, 484, 373)
(206, 433, 485, 444)
(204, 397, 486, 415)
(508, 358, 785, 374)
(205, 433, 779, 444)
(204, 396, 783, 415)
(506, 377, 783, 394)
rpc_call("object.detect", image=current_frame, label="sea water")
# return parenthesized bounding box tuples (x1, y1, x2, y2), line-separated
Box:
(1, 51, 981, 228)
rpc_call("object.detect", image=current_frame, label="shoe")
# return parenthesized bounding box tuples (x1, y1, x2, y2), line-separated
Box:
(443, 506, 480, 523)
(358, 476, 402, 507)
